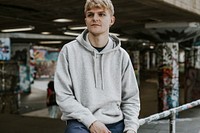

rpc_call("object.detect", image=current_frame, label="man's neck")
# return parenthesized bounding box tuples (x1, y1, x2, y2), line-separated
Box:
(88, 33, 109, 48)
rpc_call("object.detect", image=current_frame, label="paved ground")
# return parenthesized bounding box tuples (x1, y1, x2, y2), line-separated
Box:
(0, 114, 65, 133)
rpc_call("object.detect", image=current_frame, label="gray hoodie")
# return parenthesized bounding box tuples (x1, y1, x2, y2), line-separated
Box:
(54, 29, 140, 132)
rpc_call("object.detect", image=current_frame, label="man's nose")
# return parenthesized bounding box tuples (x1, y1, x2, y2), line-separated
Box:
(93, 14, 99, 21)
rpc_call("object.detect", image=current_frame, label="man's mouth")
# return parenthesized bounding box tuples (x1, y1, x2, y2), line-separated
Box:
(91, 24, 100, 26)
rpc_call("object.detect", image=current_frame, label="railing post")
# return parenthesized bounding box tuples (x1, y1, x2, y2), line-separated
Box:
(169, 110, 176, 133)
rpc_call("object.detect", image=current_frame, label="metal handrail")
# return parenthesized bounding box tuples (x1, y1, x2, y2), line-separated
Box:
(139, 99, 200, 133)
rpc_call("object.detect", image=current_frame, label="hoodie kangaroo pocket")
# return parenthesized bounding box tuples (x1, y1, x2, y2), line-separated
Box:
(102, 102, 121, 116)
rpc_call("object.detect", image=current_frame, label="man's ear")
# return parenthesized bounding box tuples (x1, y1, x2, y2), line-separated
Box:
(110, 16, 115, 27)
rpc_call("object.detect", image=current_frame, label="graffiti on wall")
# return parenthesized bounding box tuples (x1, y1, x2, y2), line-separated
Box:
(0, 62, 19, 92)
(0, 38, 10, 61)
(12, 46, 30, 93)
(19, 65, 31, 93)
(33, 47, 59, 78)
(157, 43, 179, 111)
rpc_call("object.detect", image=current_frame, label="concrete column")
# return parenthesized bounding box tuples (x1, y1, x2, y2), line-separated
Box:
(132, 51, 140, 86)
(151, 52, 157, 69)
(157, 42, 179, 111)
(145, 52, 150, 70)
(129, 51, 140, 86)
(185, 42, 200, 102)
(194, 46, 200, 69)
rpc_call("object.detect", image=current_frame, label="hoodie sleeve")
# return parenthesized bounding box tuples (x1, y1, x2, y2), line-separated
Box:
(54, 47, 97, 129)
(121, 52, 140, 133)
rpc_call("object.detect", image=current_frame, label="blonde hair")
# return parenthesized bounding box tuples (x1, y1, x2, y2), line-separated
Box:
(84, 0, 114, 15)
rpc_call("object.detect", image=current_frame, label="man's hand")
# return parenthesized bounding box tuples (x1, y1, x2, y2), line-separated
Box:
(89, 121, 111, 133)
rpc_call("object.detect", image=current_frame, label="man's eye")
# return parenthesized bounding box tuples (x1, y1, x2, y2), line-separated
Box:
(87, 14, 93, 17)
(99, 13, 106, 16)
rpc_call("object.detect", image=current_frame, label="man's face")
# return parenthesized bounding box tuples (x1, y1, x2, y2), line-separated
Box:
(85, 7, 115, 36)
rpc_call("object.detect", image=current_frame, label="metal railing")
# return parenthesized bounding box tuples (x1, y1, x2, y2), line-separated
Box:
(139, 99, 200, 133)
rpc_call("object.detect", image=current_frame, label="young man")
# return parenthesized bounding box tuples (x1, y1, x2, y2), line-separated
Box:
(54, 0, 140, 133)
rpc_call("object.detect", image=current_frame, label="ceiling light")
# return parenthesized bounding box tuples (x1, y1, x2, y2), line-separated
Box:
(41, 32, 51, 35)
(53, 18, 73, 23)
(119, 37, 128, 41)
(142, 42, 146, 46)
(1, 26, 35, 32)
(150, 45, 154, 49)
(69, 26, 87, 30)
(39, 41, 62, 44)
(64, 31, 80, 36)
(110, 32, 120, 36)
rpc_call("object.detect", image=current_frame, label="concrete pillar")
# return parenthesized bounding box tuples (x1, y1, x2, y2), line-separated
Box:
(185, 41, 200, 102)
(129, 51, 140, 86)
(13, 43, 31, 93)
(132, 51, 140, 86)
(151, 52, 157, 69)
(194, 46, 200, 69)
(157, 42, 179, 111)
(145, 52, 150, 70)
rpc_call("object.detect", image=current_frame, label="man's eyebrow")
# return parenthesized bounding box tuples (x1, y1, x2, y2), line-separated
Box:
(98, 11, 106, 13)
(86, 11, 93, 14)
(86, 10, 106, 14)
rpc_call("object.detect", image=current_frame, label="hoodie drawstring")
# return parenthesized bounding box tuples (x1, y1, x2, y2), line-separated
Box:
(93, 51, 97, 88)
(101, 54, 104, 90)
(93, 51, 105, 90)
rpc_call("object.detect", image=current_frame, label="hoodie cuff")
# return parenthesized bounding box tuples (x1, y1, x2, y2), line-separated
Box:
(81, 115, 97, 129)
(124, 122, 139, 133)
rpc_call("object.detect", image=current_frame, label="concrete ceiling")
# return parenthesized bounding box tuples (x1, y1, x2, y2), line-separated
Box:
(1, 0, 200, 48)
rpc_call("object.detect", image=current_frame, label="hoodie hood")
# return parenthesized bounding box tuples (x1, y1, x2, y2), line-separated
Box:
(76, 29, 121, 90)
(76, 29, 121, 54)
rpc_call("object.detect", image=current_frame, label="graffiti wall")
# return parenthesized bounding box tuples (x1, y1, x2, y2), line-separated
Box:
(19, 65, 31, 93)
(33, 46, 59, 79)
(157, 43, 179, 111)
(0, 62, 19, 92)
(12, 43, 31, 93)
(0, 38, 10, 61)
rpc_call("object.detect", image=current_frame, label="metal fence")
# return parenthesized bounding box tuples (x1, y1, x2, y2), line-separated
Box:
(139, 99, 200, 133)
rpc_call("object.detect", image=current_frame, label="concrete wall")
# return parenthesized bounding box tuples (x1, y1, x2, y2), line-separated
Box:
(162, 0, 200, 15)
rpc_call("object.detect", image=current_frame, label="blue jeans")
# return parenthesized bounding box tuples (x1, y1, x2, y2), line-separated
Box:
(65, 120, 124, 133)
